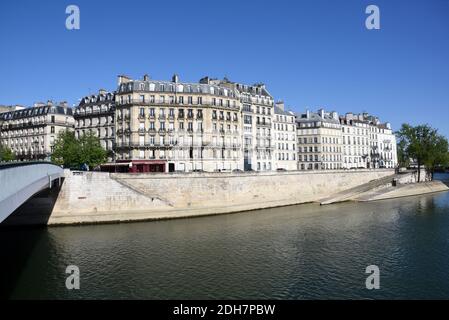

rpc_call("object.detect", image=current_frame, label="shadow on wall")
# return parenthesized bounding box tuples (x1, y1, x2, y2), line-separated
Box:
(0, 179, 63, 299)
(1, 178, 64, 226)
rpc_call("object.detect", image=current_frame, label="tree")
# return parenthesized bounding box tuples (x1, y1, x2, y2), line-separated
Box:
(424, 134, 449, 180)
(396, 124, 448, 182)
(52, 129, 81, 167)
(52, 130, 107, 169)
(79, 132, 107, 168)
(0, 143, 15, 162)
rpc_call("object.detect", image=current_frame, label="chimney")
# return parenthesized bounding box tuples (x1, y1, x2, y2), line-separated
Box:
(47, 100, 53, 106)
(199, 76, 210, 84)
(172, 74, 179, 83)
(319, 108, 325, 118)
(118, 75, 130, 85)
(306, 109, 310, 119)
(345, 112, 354, 120)
(275, 100, 285, 111)
(143, 74, 149, 81)
(99, 89, 107, 95)
(331, 111, 339, 120)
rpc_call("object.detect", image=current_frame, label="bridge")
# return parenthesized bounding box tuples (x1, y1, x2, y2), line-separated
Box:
(0, 162, 63, 223)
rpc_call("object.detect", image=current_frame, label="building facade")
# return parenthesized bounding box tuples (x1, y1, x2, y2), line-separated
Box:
(273, 102, 297, 170)
(206, 77, 275, 171)
(114, 74, 243, 173)
(296, 109, 342, 170)
(340, 113, 372, 169)
(74, 90, 116, 161)
(340, 112, 397, 169)
(0, 101, 74, 160)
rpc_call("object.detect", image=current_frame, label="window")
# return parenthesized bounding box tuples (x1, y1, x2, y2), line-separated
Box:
(50, 126, 55, 133)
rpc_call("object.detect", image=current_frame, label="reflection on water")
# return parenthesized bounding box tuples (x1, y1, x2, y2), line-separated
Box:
(2, 186, 449, 299)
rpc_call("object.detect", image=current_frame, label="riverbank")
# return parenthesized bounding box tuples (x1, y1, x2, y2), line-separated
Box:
(21, 169, 396, 226)
(3, 169, 447, 227)
(355, 180, 449, 202)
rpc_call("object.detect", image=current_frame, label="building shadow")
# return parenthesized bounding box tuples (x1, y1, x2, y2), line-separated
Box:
(0, 178, 63, 299)
(1, 178, 63, 226)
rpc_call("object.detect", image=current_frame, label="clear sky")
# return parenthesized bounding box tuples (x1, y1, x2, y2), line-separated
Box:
(1, 0, 448, 136)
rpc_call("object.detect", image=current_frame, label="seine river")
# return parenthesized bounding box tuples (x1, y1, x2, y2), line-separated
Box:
(2, 174, 449, 299)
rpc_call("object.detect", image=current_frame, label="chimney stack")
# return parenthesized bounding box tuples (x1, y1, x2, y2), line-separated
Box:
(172, 74, 179, 83)
(275, 100, 285, 111)
(143, 74, 149, 81)
(118, 75, 130, 85)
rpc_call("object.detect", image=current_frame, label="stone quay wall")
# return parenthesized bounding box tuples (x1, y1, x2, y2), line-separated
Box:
(47, 169, 395, 225)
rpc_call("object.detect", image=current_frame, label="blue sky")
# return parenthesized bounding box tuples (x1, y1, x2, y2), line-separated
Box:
(1, 0, 448, 137)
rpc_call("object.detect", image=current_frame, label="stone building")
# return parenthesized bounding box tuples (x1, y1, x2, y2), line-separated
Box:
(295, 109, 342, 170)
(0, 101, 74, 160)
(114, 74, 243, 172)
(340, 112, 397, 169)
(374, 122, 397, 169)
(204, 77, 275, 171)
(74, 90, 116, 161)
(340, 113, 372, 169)
(273, 101, 297, 170)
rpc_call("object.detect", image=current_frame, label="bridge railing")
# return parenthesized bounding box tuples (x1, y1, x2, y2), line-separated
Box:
(0, 161, 57, 170)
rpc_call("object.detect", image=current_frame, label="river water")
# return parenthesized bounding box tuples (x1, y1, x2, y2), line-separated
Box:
(2, 174, 449, 299)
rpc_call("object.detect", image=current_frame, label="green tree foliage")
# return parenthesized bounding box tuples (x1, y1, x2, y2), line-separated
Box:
(52, 130, 107, 169)
(396, 124, 449, 181)
(424, 134, 449, 179)
(79, 132, 108, 168)
(0, 143, 15, 162)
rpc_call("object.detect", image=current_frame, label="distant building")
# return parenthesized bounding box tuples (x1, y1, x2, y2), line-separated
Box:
(340, 113, 372, 169)
(74, 90, 116, 161)
(0, 101, 74, 160)
(0, 105, 26, 113)
(273, 101, 297, 170)
(340, 112, 397, 169)
(295, 109, 342, 170)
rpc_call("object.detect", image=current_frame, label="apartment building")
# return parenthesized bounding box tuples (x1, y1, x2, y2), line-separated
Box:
(114, 74, 243, 173)
(205, 77, 275, 171)
(273, 101, 297, 170)
(340, 112, 397, 169)
(74, 90, 116, 161)
(296, 109, 342, 170)
(340, 113, 372, 169)
(374, 123, 397, 169)
(0, 101, 74, 160)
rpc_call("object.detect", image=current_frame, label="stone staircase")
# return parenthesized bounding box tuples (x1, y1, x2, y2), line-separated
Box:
(319, 173, 399, 205)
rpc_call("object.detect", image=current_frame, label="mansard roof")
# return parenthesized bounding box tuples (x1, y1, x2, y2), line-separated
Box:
(0, 103, 72, 121)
